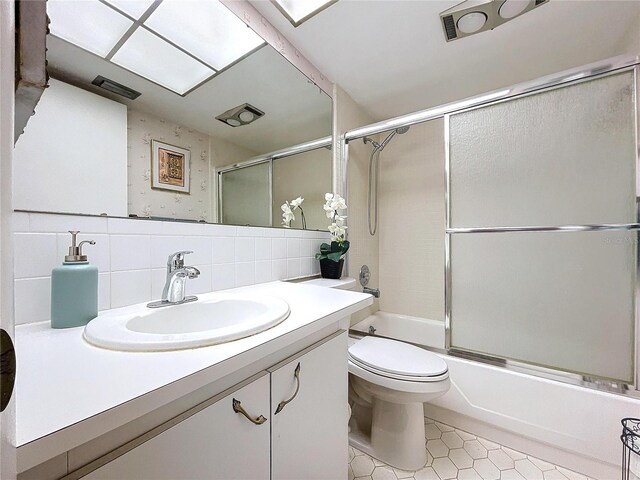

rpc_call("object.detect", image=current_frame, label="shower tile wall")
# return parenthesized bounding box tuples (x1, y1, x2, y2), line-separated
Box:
(378, 119, 445, 321)
(348, 417, 593, 480)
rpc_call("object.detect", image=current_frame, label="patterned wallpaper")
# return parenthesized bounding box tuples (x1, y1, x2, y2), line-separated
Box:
(127, 109, 213, 222)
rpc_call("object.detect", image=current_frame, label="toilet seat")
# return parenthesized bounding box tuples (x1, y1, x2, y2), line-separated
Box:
(348, 336, 448, 382)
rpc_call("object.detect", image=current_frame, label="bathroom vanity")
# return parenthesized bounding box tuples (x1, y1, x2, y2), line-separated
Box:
(15, 281, 372, 479)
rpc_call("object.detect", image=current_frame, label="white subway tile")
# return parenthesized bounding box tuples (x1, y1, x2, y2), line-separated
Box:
(98, 272, 110, 311)
(272, 259, 287, 281)
(110, 235, 151, 271)
(266, 227, 285, 238)
(110, 270, 151, 308)
(235, 262, 255, 287)
(15, 277, 51, 325)
(56, 233, 110, 272)
(287, 258, 301, 278)
(30, 213, 108, 234)
(204, 224, 236, 237)
(107, 217, 164, 235)
(161, 221, 206, 236)
(235, 237, 255, 262)
(272, 238, 287, 259)
(255, 261, 272, 284)
(12, 212, 30, 232)
(255, 238, 272, 261)
(212, 237, 235, 264)
(311, 259, 320, 275)
(14, 233, 58, 279)
(286, 238, 301, 258)
(284, 228, 303, 238)
(150, 268, 166, 301)
(236, 226, 263, 237)
(212, 263, 235, 291)
(301, 258, 314, 277)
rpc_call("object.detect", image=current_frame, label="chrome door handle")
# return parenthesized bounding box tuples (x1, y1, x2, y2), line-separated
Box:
(232, 398, 267, 425)
(274, 362, 300, 415)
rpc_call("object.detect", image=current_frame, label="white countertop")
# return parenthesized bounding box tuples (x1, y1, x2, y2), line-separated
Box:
(16, 281, 372, 471)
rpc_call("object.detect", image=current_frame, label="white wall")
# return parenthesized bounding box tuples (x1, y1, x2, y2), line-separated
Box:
(378, 119, 445, 321)
(13, 79, 127, 216)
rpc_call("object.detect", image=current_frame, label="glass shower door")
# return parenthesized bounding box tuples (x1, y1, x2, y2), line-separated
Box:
(446, 68, 638, 384)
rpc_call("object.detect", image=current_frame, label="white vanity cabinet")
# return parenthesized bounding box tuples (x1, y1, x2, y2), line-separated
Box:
(82, 374, 271, 480)
(71, 331, 347, 480)
(270, 331, 347, 480)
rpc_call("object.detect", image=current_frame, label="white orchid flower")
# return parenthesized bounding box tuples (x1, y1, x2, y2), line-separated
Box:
(335, 215, 347, 227)
(325, 193, 334, 201)
(290, 197, 304, 209)
(281, 202, 291, 214)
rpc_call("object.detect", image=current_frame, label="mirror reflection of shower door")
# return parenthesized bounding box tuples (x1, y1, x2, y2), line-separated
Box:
(219, 162, 271, 227)
(446, 68, 638, 384)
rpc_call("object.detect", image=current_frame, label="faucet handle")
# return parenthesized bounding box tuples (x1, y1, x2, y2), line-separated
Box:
(167, 250, 193, 269)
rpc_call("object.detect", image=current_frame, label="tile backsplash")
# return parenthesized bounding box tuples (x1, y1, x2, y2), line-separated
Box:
(13, 212, 330, 326)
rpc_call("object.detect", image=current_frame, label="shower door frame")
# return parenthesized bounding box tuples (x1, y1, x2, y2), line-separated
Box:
(443, 64, 640, 396)
(343, 54, 640, 397)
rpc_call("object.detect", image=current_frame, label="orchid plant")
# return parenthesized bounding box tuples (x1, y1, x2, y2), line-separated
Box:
(316, 193, 350, 263)
(281, 196, 306, 229)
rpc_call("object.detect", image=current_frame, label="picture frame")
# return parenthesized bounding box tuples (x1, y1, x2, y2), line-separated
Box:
(151, 139, 190, 194)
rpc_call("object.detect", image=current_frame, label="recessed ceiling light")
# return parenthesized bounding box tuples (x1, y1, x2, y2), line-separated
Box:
(111, 28, 214, 95)
(457, 12, 487, 34)
(271, 0, 338, 27)
(144, 1, 265, 70)
(102, 0, 156, 19)
(47, 0, 133, 57)
(238, 111, 255, 123)
(499, 0, 531, 19)
(226, 119, 242, 127)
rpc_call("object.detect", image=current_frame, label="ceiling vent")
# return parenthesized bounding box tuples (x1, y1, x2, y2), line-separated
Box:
(216, 103, 265, 127)
(440, 0, 549, 42)
(91, 75, 141, 100)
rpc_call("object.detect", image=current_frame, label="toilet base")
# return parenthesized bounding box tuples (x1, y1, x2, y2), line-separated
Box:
(349, 398, 427, 471)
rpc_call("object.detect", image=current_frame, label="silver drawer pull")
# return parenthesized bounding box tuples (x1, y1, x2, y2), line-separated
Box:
(232, 398, 267, 425)
(274, 362, 301, 415)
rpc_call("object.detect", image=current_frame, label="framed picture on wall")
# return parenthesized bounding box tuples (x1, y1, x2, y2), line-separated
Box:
(151, 140, 190, 193)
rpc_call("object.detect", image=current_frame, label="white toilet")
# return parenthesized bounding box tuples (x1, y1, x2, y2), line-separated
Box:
(301, 276, 451, 471)
(347, 335, 450, 470)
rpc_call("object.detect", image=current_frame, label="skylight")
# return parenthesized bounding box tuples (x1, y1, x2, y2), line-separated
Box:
(271, 0, 337, 27)
(46, 0, 266, 96)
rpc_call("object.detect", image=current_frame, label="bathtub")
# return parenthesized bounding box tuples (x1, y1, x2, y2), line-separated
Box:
(351, 311, 640, 479)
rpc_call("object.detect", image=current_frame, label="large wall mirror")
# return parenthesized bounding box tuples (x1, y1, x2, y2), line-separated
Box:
(13, 0, 332, 231)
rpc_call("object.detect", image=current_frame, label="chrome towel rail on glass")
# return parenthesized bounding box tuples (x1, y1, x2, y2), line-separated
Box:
(274, 362, 301, 415)
(446, 223, 640, 234)
(232, 398, 267, 425)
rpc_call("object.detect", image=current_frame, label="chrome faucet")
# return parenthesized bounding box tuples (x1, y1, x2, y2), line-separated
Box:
(147, 251, 200, 308)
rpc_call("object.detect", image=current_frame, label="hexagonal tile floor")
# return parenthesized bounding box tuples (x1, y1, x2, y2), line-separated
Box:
(348, 417, 594, 480)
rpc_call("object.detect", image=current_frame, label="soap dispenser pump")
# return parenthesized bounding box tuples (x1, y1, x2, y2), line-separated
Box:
(51, 231, 98, 329)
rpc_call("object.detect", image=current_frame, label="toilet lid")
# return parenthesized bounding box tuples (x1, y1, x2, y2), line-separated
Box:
(348, 336, 448, 378)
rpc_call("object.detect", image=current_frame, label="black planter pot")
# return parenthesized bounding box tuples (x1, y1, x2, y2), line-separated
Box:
(319, 258, 344, 279)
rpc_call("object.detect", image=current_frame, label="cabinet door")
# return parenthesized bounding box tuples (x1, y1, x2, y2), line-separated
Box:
(81, 374, 270, 480)
(270, 332, 348, 480)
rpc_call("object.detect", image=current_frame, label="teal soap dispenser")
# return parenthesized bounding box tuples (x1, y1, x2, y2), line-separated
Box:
(51, 231, 98, 329)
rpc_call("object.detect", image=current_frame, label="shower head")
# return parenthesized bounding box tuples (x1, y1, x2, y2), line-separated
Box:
(363, 126, 410, 153)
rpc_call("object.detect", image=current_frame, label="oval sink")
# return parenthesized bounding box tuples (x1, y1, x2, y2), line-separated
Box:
(83, 293, 290, 352)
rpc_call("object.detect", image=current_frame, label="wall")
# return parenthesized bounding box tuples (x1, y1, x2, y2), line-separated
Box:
(127, 109, 257, 223)
(272, 147, 332, 230)
(334, 86, 378, 323)
(378, 119, 445, 321)
(13, 79, 128, 217)
(12, 212, 329, 326)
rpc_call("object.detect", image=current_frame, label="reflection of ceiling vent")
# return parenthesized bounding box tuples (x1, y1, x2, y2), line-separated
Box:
(216, 103, 265, 127)
(440, 0, 549, 43)
(91, 75, 141, 99)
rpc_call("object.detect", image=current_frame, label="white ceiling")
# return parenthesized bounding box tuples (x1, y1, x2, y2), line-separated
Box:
(47, 36, 332, 154)
(251, 0, 640, 122)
